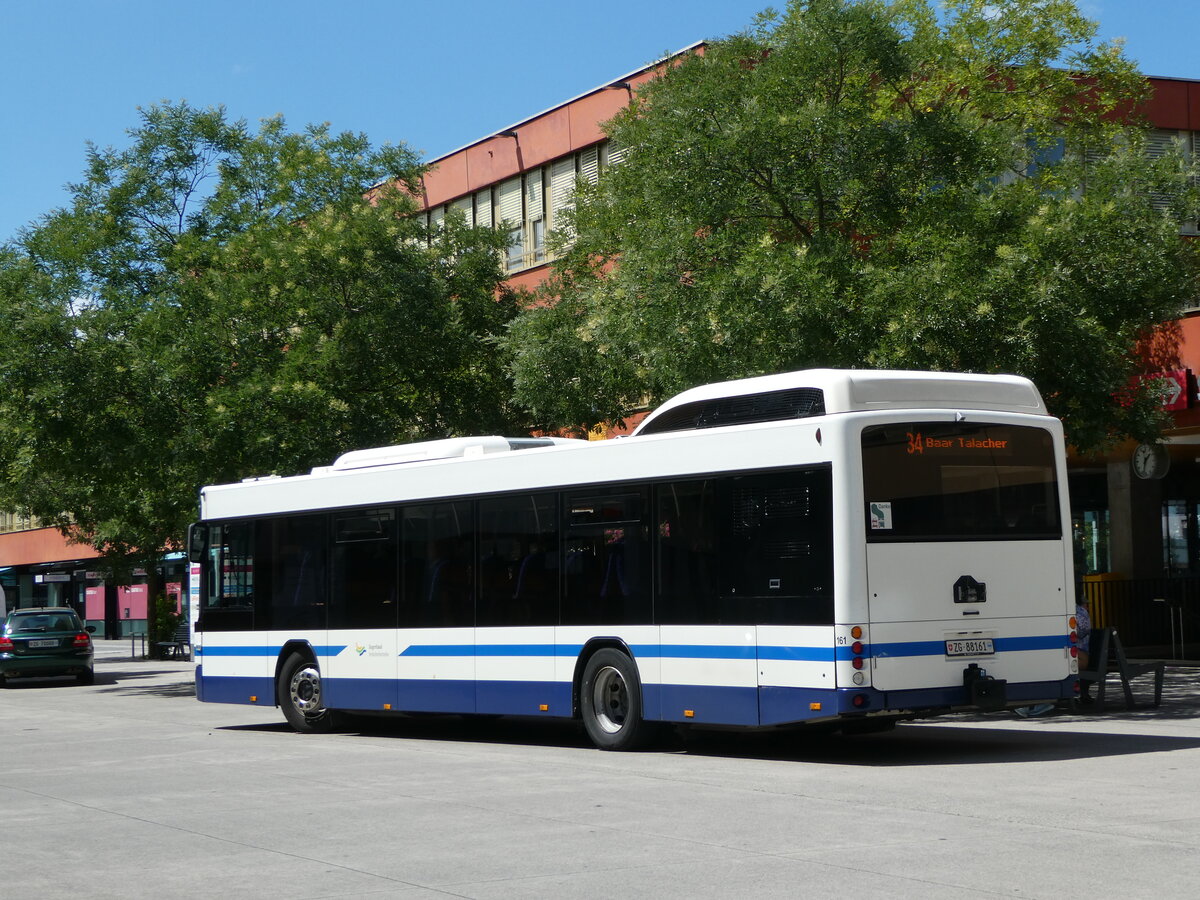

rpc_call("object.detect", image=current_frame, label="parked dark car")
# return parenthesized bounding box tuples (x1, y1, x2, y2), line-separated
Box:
(0, 607, 95, 686)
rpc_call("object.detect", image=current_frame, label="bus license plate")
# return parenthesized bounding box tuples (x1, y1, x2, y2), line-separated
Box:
(945, 638, 994, 657)
(28, 639, 59, 648)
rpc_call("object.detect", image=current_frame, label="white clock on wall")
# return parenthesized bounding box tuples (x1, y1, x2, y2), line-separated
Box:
(1132, 442, 1170, 480)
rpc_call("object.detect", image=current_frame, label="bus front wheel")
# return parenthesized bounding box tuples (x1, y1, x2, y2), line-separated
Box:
(278, 653, 338, 734)
(581, 649, 651, 751)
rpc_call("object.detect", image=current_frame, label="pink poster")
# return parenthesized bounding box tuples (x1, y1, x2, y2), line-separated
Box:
(85, 586, 105, 620)
(117, 583, 148, 620)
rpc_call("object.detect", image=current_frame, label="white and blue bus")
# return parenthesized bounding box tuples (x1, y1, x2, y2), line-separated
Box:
(187, 369, 1080, 749)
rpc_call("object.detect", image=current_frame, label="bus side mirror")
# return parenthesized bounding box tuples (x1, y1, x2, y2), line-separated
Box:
(187, 523, 208, 563)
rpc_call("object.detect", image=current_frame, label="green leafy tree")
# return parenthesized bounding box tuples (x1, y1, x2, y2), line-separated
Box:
(0, 102, 523, 594)
(505, 0, 1200, 449)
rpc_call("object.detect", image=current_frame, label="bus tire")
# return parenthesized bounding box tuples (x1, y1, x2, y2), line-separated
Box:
(278, 652, 338, 734)
(581, 648, 651, 751)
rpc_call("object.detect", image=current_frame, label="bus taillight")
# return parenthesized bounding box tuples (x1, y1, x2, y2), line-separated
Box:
(847, 630, 869, 683)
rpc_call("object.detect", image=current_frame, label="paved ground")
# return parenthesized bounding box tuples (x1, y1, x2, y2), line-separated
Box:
(1, 641, 1197, 899)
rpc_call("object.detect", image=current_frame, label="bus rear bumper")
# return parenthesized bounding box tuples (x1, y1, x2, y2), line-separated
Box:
(760, 677, 1075, 726)
(834, 676, 1075, 718)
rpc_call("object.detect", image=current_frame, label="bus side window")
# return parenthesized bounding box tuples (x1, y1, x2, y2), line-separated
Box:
(330, 509, 397, 630)
(478, 493, 559, 628)
(401, 501, 473, 628)
(655, 480, 720, 625)
(198, 522, 255, 632)
(722, 468, 834, 625)
(563, 490, 650, 626)
(264, 515, 328, 631)
(203, 525, 222, 612)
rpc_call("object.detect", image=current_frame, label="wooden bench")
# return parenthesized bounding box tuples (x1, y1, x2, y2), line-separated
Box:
(1078, 626, 1164, 710)
(158, 623, 191, 660)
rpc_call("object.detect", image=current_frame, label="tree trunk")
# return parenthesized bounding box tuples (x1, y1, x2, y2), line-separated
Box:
(144, 565, 163, 659)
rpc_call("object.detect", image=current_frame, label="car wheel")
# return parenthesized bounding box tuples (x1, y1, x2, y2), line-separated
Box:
(580, 648, 653, 751)
(278, 652, 339, 734)
(77, 667, 94, 686)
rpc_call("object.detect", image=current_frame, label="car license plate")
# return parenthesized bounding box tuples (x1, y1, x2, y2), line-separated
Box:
(946, 638, 994, 657)
(28, 639, 59, 648)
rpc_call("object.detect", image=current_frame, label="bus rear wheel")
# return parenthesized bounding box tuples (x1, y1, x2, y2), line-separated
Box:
(581, 649, 652, 751)
(279, 653, 338, 734)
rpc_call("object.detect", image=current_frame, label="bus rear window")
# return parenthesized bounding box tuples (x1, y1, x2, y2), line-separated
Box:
(862, 422, 1061, 541)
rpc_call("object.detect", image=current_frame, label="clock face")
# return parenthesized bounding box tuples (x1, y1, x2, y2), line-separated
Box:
(1132, 443, 1169, 480)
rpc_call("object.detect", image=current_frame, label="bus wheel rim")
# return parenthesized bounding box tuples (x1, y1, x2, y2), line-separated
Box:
(591, 665, 628, 734)
(289, 665, 323, 715)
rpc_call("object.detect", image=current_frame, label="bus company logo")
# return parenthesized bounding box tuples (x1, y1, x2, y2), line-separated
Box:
(906, 431, 923, 454)
(355, 643, 367, 656)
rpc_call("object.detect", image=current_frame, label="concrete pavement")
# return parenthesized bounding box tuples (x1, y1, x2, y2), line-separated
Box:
(1, 647, 1197, 898)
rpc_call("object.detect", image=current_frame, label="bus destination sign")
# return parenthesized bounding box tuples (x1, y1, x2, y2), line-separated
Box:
(906, 432, 1008, 454)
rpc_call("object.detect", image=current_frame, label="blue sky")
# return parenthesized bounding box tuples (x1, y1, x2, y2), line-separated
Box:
(2, 0, 1197, 242)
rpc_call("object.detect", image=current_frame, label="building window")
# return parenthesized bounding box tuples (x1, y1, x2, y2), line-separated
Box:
(1073, 509, 1111, 576)
(549, 156, 578, 240)
(450, 196, 471, 224)
(1162, 499, 1198, 576)
(1144, 128, 1198, 236)
(497, 176, 524, 270)
(525, 170, 546, 265)
(474, 187, 493, 228)
(0, 511, 40, 534)
(429, 140, 621, 276)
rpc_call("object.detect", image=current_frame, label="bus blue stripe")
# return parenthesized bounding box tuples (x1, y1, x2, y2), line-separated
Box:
(996, 635, 1069, 652)
(399, 643, 827, 660)
(399, 643, 768, 659)
(197, 635, 1066, 661)
(398, 639, 1060, 660)
(197, 644, 348, 657)
(761, 646, 837, 662)
(399, 644, 567, 657)
(871, 635, 1067, 658)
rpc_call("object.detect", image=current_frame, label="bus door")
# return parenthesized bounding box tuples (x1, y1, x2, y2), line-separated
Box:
(326, 508, 400, 712)
(477, 493, 559, 716)
(397, 501, 475, 714)
(860, 421, 1071, 692)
